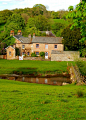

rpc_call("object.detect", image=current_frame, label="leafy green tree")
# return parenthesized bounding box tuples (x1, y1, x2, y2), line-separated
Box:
(2, 36, 15, 46)
(0, 42, 6, 55)
(51, 11, 59, 19)
(26, 15, 51, 31)
(52, 23, 64, 35)
(24, 27, 41, 36)
(34, 15, 51, 30)
(0, 9, 13, 24)
(61, 25, 82, 51)
(68, 6, 74, 11)
(6, 13, 25, 31)
(67, 1, 86, 43)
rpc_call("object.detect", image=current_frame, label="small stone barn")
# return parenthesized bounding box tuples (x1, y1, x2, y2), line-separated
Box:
(5, 46, 15, 60)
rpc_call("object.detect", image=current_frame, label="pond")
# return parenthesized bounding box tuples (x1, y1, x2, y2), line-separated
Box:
(0, 74, 71, 86)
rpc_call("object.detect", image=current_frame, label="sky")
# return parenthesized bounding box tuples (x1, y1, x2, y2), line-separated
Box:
(0, 0, 80, 11)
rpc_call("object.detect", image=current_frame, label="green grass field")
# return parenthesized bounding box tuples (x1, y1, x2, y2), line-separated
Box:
(0, 79, 86, 120)
(0, 59, 74, 75)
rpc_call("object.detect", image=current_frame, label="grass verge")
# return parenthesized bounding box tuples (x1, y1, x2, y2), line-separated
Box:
(0, 59, 74, 75)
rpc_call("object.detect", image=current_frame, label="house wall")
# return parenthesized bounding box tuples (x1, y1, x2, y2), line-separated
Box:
(51, 51, 80, 61)
(31, 43, 64, 57)
(6, 47, 15, 60)
(16, 43, 31, 56)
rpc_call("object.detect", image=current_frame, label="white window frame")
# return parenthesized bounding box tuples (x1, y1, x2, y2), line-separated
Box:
(45, 44, 48, 49)
(45, 79, 48, 84)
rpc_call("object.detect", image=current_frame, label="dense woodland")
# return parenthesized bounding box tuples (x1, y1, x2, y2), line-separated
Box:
(0, 1, 86, 57)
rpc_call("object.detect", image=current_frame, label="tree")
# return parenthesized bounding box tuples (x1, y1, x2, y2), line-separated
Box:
(5, 13, 25, 34)
(21, 13, 29, 24)
(0, 9, 13, 24)
(52, 22, 64, 35)
(67, 1, 86, 43)
(68, 6, 74, 11)
(51, 11, 59, 19)
(61, 25, 82, 51)
(26, 15, 51, 31)
(24, 27, 41, 36)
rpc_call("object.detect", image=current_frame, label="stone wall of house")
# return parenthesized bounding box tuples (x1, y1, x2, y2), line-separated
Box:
(51, 51, 79, 61)
(32, 43, 64, 57)
(16, 43, 31, 56)
(0, 55, 4, 59)
(0, 55, 6, 59)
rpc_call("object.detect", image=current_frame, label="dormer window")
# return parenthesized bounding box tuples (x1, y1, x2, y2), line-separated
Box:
(22, 45, 25, 49)
(36, 44, 39, 48)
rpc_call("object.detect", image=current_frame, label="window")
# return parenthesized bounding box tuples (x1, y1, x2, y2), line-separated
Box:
(22, 52, 25, 55)
(45, 44, 48, 49)
(54, 45, 57, 49)
(9, 51, 11, 56)
(45, 79, 48, 84)
(36, 52, 39, 56)
(36, 44, 39, 48)
(53, 81, 57, 84)
(27, 52, 30, 56)
(36, 78, 39, 83)
(22, 45, 25, 49)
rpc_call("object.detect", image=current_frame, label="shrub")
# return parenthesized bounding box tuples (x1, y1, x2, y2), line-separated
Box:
(76, 89, 84, 98)
(40, 52, 45, 57)
(31, 52, 37, 57)
(15, 47, 20, 56)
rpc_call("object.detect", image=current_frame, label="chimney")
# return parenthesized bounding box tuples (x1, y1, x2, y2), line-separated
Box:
(33, 33, 35, 38)
(46, 30, 49, 36)
(17, 30, 22, 35)
(28, 34, 31, 40)
(10, 30, 14, 36)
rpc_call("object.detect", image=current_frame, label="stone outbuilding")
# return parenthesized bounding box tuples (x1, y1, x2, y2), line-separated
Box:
(51, 50, 80, 61)
(5, 46, 15, 60)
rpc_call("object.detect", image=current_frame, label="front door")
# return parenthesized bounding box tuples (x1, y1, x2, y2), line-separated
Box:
(45, 52, 48, 59)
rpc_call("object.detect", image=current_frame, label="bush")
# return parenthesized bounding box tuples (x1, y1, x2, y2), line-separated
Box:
(40, 52, 45, 57)
(15, 47, 20, 56)
(81, 48, 86, 57)
(31, 52, 37, 57)
(76, 89, 84, 98)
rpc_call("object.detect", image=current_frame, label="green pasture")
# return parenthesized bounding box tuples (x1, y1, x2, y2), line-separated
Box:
(0, 59, 74, 75)
(0, 79, 86, 120)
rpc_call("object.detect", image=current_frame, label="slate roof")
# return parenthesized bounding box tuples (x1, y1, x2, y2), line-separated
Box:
(32, 37, 62, 44)
(14, 35, 31, 43)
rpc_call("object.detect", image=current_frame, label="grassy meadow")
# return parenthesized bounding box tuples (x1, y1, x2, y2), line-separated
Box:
(0, 79, 86, 120)
(0, 59, 74, 75)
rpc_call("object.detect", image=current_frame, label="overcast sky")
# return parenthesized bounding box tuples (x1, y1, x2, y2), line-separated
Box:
(0, 0, 80, 11)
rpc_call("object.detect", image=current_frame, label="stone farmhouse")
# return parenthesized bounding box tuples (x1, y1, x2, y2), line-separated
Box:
(5, 30, 79, 61)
